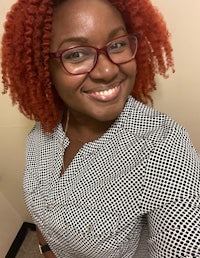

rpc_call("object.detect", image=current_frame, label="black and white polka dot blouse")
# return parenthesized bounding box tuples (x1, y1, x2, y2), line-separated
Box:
(24, 96, 200, 258)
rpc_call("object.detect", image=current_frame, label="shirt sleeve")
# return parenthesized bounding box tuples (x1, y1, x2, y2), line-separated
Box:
(140, 126, 200, 257)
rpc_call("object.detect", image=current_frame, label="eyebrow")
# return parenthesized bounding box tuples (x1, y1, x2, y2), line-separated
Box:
(58, 37, 89, 49)
(108, 27, 127, 39)
(58, 26, 127, 49)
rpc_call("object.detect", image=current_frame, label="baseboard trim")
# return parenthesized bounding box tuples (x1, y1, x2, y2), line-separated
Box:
(5, 222, 36, 258)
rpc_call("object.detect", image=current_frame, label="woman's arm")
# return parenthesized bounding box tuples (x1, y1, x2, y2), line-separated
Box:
(141, 126, 200, 257)
(36, 227, 57, 258)
(147, 197, 200, 257)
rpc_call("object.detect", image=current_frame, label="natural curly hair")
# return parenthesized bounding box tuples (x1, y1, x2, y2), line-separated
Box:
(1, 0, 174, 132)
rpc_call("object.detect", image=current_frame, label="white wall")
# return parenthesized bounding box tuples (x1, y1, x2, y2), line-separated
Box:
(0, 0, 200, 254)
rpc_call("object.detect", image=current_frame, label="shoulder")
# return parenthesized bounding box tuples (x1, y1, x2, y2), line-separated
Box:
(27, 122, 60, 145)
(122, 97, 200, 208)
(122, 96, 181, 141)
(25, 122, 63, 159)
(140, 122, 200, 210)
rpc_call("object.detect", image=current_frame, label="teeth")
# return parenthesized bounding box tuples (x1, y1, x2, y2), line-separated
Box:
(95, 87, 116, 96)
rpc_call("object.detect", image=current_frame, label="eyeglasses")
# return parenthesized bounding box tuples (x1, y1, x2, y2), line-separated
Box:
(50, 34, 138, 75)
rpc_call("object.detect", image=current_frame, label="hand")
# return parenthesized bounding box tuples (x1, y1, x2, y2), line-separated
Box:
(36, 227, 57, 258)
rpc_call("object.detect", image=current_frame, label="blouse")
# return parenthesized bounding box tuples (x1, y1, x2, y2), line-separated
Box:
(24, 96, 200, 258)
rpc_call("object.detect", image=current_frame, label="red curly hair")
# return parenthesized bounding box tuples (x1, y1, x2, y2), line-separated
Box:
(1, 0, 174, 132)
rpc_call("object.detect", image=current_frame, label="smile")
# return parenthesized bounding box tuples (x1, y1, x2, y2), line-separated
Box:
(85, 85, 121, 101)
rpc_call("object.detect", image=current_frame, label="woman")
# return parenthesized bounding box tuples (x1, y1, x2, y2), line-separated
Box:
(1, 0, 200, 257)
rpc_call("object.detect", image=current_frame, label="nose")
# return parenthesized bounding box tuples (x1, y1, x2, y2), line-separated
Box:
(89, 53, 119, 82)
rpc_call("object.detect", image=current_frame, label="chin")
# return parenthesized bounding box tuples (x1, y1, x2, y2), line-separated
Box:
(94, 105, 124, 122)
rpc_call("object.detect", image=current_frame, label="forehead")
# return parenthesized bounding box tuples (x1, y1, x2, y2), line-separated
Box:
(51, 0, 126, 48)
(53, 0, 119, 16)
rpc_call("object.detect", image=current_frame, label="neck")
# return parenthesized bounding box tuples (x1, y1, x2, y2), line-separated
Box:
(63, 109, 114, 143)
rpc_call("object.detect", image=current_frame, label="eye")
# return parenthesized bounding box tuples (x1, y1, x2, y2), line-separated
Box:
(61, 47, 93, 63)
(108, 39, 129, 53)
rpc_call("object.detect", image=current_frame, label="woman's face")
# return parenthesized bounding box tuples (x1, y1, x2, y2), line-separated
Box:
(50, 0, 137, 123)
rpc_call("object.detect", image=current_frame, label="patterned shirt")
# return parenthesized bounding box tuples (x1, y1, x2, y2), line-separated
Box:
(24, 96, 200, 258)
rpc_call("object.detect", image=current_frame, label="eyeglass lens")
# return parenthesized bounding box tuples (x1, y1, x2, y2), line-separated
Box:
(60, 35, 137, 75)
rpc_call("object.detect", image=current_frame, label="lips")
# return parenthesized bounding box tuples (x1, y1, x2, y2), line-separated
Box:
(83, 84, 121, 102)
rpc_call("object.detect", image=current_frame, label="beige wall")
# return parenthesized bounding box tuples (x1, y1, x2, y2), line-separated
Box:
(0, 0, 200, 253)
(152, 0, 200, 152)
(0, 192, 23, 257)
(0, 0, 33, 254)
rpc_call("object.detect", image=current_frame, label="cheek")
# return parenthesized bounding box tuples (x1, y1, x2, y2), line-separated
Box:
(49, 60, 68, 87)
(128, 60, 137, 78)
(53, 74, 85, 101)
(121, 59, 137, 75)
(121, 60, 137, 86)
(125, 61, 137, 95)
(49, 61, 85, 97)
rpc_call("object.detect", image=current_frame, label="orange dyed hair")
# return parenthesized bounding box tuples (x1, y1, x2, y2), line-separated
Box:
(1, 0, 174, 132)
